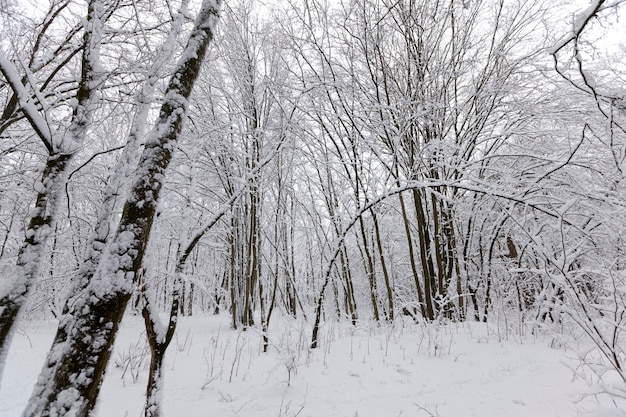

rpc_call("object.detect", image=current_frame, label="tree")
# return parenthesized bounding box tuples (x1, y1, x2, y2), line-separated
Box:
(21, 2, 222, 416)
(184, 0, 301, 333)
(0, 0, 107, 380)
(541, 0, 626, 395)
(284, 0, 551, 327)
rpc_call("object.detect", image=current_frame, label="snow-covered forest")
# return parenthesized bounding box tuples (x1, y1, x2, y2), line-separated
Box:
(1, 0, 625, 416)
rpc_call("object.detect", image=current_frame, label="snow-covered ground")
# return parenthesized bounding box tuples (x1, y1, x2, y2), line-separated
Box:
(2, 314, 625, 417)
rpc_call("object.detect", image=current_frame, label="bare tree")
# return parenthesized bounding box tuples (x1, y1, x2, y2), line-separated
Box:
(21, 2, 222, 416)
(0, 0, 107, 380)
(544, 0, 626, 396)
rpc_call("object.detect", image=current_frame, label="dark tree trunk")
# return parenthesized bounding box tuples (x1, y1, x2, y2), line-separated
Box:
(413, 189, 436, 320)
(372, 209, 394, 321)
(142, 282, 178, 417)
(0, 153, 71, 367)
(0, 0, 102, 377)
(359, 216, 380, 321)
(398, 191, 427, 319)
(22, 3, 222, 416)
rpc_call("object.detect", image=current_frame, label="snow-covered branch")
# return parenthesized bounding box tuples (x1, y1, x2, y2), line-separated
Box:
(0, 52, 54, 151)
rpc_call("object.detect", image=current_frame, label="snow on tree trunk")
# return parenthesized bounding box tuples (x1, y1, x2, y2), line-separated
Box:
(0, 0, 104, 382)
(61, 0, 191, 319)
(0, 153, 70, 377)
(142, 295, 173, 417)
(22, 2, 222, 417)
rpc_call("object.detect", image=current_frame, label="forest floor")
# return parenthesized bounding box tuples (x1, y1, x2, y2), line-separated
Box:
(2, 313, 625, 417)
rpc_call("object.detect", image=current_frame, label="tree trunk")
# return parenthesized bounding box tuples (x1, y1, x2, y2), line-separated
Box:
(398, 191, 427, 319)
(144, 346, 165, 417)
(372, 209, 394, 321)
(229, 214, 238, 329)
(22, 3, 221, 416)
(243, 189, 258, 328)
(412, 188, 436, 320)
(142, 269, 179, 417)
(359, 216, 380, 321)
(0, 153, 70, 369)
(0, 0, 103, 378)
(340, 246, 358, 325)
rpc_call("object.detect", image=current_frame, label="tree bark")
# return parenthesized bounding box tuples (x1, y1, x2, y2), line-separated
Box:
(0, 0, 103, 380)
(398, 191, 427, 319)
(359, 216, 380, 321)
(372, 209, 394, 320)
(412, 188, 436, 320)
(22, 3, 222, 416)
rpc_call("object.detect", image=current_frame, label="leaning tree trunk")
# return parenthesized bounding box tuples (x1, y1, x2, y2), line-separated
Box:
(0, 0, 103, 381)
(22, 3, 222, 417)
(0, 154, 70, 366)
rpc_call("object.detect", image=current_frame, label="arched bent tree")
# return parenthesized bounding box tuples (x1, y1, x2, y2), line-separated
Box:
(22, 2, 223, 417)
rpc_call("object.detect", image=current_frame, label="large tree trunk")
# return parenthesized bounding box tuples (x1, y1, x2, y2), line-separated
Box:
(22, 3, 222, 416)
(0, 153, 70, 358)
(0, 0, 103, 380)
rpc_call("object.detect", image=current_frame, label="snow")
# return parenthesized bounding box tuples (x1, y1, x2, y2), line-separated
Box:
(547, 0, 603, 55)
(2, 315, 625, 417)
(0, 52, 54, 149)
